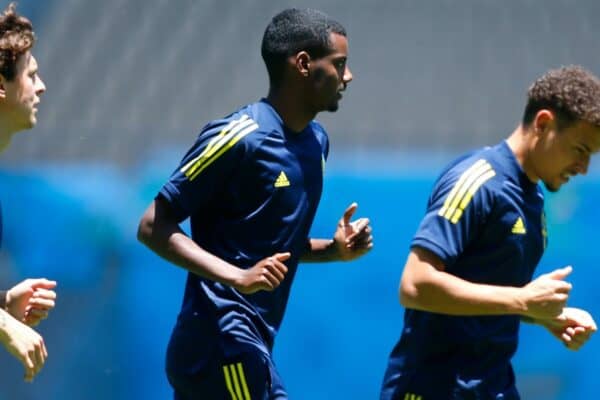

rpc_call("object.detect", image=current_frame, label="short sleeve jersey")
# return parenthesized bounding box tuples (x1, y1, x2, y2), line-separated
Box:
(386, 141, 547, 394)
(159, 99, 329, 348)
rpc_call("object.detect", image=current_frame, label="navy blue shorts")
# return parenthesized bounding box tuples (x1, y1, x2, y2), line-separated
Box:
(380, 365, 520, 400)
(166, 314, 287, 400)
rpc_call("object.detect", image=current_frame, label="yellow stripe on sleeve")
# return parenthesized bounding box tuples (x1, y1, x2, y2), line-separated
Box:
(441, 160, 491, 219)
(229, 364, 245, 400)
(438, 159, 495, 224)
(181, 115, 257, 179)
(223, 365, 238, 400)
(181, 115, 248, 175)
(438, 159, 487, 218)
(187, 121, 258, 181)
(236, 362, 252, 400)
(449, 168, 496, 223)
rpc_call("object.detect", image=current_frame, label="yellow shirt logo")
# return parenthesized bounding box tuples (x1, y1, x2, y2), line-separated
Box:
(511, 217, 526, 234)
(274, 171, 290, 188)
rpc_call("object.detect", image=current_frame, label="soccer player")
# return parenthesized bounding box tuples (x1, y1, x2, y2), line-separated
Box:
(137, 8, 372, 399)
(0, 2, 56, 383)
(380, 65, 600, 400)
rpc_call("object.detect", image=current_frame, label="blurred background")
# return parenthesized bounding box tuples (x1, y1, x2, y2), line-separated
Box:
(0, 0, 599, 398)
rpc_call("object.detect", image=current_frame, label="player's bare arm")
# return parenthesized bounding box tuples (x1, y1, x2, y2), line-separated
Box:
(138, 197, 290, 293)
(300, 202, 373, 262)
(400, 247, 571, 318)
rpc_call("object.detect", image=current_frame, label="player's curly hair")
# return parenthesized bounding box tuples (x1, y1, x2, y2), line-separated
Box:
(261, 8, 346, 88)
(522, 65, 600, 130)
(0, 2, 34, 81)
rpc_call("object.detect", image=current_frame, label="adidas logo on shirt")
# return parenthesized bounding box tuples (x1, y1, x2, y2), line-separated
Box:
(274, 171, 290, 188)
(511, 217, 526, 234)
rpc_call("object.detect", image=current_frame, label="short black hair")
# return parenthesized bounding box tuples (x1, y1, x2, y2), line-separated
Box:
(261, 8, 346, 87)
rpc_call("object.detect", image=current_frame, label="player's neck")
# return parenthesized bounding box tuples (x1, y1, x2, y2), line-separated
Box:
(266, 88, 316, 133)
(0, 114, 19, 153)
(506, 125, 539, 183)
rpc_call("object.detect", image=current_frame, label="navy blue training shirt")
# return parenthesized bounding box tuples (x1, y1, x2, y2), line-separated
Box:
(382, 141, 546, 399)
(159, 99, 329, 350)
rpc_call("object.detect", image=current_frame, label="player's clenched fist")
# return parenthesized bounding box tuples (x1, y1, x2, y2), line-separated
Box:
(540, 307, 597, 351)
(6, 278, 57, 327)
(520, 266, 572, 320)
(234, 252, 291, 294)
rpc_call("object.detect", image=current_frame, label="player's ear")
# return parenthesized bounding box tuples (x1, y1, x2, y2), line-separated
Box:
(295, 51, 311, 78)
(533, 109, 556, 135)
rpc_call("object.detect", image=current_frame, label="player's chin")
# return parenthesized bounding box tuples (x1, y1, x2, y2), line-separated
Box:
(326, 101, 340, 112)
(28, 113, 38, 127)
(543, 180, 562, 193)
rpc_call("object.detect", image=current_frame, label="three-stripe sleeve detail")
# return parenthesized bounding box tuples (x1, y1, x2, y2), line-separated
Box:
(181, 115, 258, 181)
(222, 362, 252, 400)
(438, 159, 495, 224)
